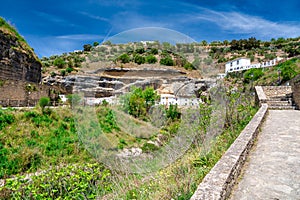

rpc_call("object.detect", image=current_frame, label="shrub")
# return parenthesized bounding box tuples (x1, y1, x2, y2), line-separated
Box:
(135, 48, 145, 54)
(141, 142, 158, 153)
(117, 53, 131, 63)
(134, 55, 145, 65)
(160, 56, 174, 66)
(60, 70, 66, 76)
(183, 62, 196, 70)
(53, 57, 66, 68)
(145, 54, 157, 64)
(66, 67, 73, 73)
(243, 68, 264, 83)
(0, 110, 14, 130)
(39, 97, 50, 113)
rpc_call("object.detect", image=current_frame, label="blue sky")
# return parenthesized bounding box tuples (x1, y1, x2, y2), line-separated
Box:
(1, 0, 299, 57)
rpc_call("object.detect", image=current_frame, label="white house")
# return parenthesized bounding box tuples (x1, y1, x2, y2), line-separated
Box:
(225, 57, 284, 74)
(225, 58, 251, 73)
(159, 93, 201, 107)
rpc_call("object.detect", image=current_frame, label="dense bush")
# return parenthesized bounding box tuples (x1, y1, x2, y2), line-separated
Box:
(160, 56, 174, 66)
(243, 68, 264, 83)
(0, 110, 14, 130)
(117, 53, 131, 63)
(121, 87, 160, 119)
(53, 57, 66, 68)
(134, 54, 145, 65)
(145, 54, 157, 64)
(39, 97, 50, 113)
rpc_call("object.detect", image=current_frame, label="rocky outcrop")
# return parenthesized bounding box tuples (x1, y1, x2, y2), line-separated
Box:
(0, 26, 41, 83)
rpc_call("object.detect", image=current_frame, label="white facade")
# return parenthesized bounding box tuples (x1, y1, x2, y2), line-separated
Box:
(160, 94, 201, 107)
(225, 57, 283, 74)
(225, 58, 251, 73)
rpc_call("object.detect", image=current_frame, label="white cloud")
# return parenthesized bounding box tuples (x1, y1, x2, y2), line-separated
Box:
(56, 34, 104, 40)
(78, 11, 109, 22)
(192, 8, 300, 38)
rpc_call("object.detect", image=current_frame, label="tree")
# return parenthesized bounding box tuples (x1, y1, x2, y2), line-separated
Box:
(134, 55, 145, 65)
(117, 53, 131, 63)
(145, 54, 157, 64)
(93, 41, 99, 47)
(160, 56, 174, 66)
(200, 40, 208, 46)
(121, 87, 159, 119)
(53, 57, 66, 68)
(39, 97, 50, 113)
(83, 44, 92, 51)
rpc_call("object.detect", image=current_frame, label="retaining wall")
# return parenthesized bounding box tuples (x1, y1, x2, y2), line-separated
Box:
(191, 103, 268, 200)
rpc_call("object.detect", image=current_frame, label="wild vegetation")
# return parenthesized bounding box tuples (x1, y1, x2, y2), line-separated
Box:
(0, 84, 258, 199)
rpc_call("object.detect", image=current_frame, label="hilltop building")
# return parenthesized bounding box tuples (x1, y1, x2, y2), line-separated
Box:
(225, 57, 283, 74)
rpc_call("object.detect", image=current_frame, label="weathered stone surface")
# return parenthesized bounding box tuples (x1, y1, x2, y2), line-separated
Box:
(0, 29, 41, 83)
(230, 110, 300, 200)
(190, 104, 268, 200)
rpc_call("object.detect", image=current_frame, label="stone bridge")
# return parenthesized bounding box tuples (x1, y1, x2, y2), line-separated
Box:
(191, 85, 300, 200)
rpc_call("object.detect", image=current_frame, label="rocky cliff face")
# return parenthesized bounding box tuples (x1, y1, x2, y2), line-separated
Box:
(0, 20, 41, 83)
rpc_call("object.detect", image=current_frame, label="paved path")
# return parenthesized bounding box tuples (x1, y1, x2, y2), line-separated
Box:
(230, 110, 300, 200)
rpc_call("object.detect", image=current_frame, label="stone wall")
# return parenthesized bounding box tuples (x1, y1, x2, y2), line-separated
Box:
(0, 80, 50, 106)
(190, 103, 268, 200)
(291, 75, 300, 109)
(262, 86, 292, 99)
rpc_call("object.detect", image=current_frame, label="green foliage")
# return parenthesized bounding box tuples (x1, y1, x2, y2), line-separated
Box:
(66, 67, 74, 73)
(97, 107, 120, 133)
(0, 79, 4, 87)
(134, 54, 145, 65)
(39, 97, 50, 113)
(141, 142, 159, 153)
(145, 54, 157, 64)
(150, 48, 158, 55)
(60, 69, 66, 76)
(83, 44, 92, 51)
(117, 53, 131, 63)
(53, 57, 66, 68)
(165, 104, 181, 120)
(50, 71, 56, 77)
(1, 163, 112, 199)
(276, 61, 298, 83)
(0, 110, 14, 130)
(135, 48, 145, 54)
(25, 83, 36, 92)
(121, 87, 160, 119)
(183, 62, 196, 70)
(0, 17, 26, 44)
(230, 37, 260, 50)
(160, 56, 174, 66)
(93, 41, 99, 46)
(243, 68, 264, 83)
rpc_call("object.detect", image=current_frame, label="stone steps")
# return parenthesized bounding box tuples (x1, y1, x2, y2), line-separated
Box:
(268, 105, 296, 110)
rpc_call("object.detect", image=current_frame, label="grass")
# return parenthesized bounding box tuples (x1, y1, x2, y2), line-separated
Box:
(0, 88, 258, 199)
(0, 107, 93, 179)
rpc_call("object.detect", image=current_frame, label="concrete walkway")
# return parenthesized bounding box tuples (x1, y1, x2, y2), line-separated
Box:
(230, 110, 300, 200)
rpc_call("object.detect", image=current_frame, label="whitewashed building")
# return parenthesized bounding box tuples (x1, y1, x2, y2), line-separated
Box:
(225, 58, 251, 73)
(225, 57, 283, 74)
(159, 94, 201, 107)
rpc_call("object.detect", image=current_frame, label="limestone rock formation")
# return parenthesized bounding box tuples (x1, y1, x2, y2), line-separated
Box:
(0, 18, 41, 83)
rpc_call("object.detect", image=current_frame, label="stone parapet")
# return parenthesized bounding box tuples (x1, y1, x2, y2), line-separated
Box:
(190, 104, 268, 200)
